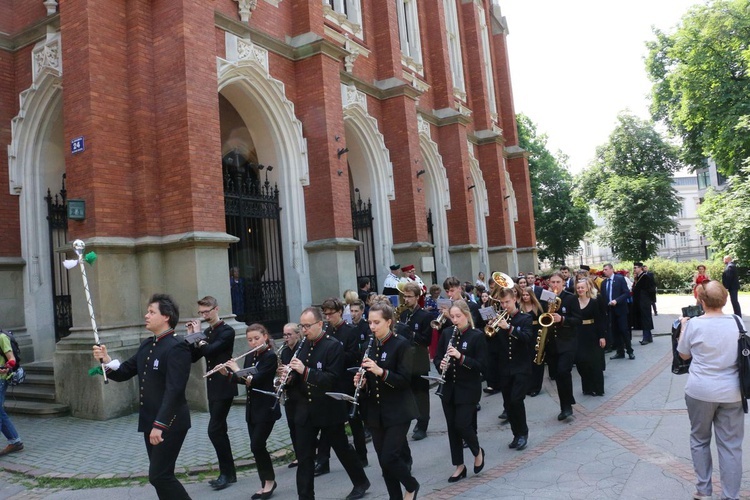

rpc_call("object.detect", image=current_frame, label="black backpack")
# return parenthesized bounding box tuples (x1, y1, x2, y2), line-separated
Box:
(0, 329, 21, 368)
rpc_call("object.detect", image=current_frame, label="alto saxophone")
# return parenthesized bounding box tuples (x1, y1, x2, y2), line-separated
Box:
(534, 297, 561, 366)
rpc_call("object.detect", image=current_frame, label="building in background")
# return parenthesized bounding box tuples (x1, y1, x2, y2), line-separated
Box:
(0, 0, 536, 418)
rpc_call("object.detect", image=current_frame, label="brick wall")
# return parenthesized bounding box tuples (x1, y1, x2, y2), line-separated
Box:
(0, 48, 19, 256)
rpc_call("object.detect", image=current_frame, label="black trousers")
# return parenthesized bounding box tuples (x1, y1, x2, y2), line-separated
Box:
(441, 398, 480, 466)
(411, 374, 430, 432)
(208, 398, 236, 477)
(499, 373, 529, 437)
(296, 420, 368, 500)
(317, 413, 367, 462)
(143, 429, 190, 500)
(729, 288, 742, 317)
(371, 422, 418, 499)
(248, 420, 276, 484)
(285, 401, 299, 457)
(576, 347, 604, 395)
(609, 310, 632, 355)
(548, 348, 576, 411)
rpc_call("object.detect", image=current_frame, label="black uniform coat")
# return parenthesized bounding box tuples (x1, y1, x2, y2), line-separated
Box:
(399, 307, 432, 375)
(191, 321, 238, 401)
(497, 311, 535, 377)
(107, 330, 192, 433)
(361, 332, 418, 428)
(231, 347, 281, 424)
(286, 334, 348, 427)
(433, 326, 487, 405)
(327, 321, 360, 395)
(549, 290, 580, 353)
(631, 272, 655, 331)
(350, 319, 371, 354)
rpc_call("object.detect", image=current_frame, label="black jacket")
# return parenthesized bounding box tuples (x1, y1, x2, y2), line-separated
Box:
(551, 290, 580, 352)
(191, 321, 238, 401)
(497, 311, 535, 376)
(723, 261, 740, 291)
(232, 347, 281, 424)
(361, 333, 418, 428)
(108, 330, 192, 433)
(434, 326, 487, 405)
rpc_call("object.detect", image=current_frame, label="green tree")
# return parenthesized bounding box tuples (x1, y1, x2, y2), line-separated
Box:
(517, 114, 593, 265)
(646, 0, 750, 176)
(577, 113, 681, 261)
(698, 162, 750, 263)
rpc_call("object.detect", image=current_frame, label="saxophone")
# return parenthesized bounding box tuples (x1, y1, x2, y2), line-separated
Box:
(533, 297, 561, 366)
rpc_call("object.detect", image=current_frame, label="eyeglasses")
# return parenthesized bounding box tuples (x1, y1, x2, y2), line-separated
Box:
(282, 333, 295, 337)
(198, 306, 216, 316)
(299, 321, 321, 330)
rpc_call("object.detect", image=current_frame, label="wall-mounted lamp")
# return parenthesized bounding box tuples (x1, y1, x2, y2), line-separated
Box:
(416, 169, 425, 178)
(337, 147, 349, 159)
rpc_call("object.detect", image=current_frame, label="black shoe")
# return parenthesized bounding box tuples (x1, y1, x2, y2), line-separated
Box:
(483, 387, 500, 395)
(476, 403, 481, 411)
(406, 482, 420, 500)
(628, 353, 636, 360)
(498, 410, 508, 421)
(364, 428, 372, 443)
(260, 481, 277, 500)
(345, 480, 371, 500)
(610, 353, 625, 360)
(313, 460, 330, 476)
(527, 391, 539, 397)
(412, 428, 427, 441)
(473, 447, 485, 474)
(211, 474, 236, 490)
(557, 408, 573, 421)
(604, 348, 613, 353)
(639, 340, 652, 345)
(359, 455, 368, 467)
(508, 436, 520, 449)
(288, 460, 298, 468)
(516, 435, 528, 451)
(252, 493, 263, 500)
(448, 465, 467, 483)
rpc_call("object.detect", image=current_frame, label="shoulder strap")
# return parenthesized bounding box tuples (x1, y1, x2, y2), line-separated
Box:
(733, 315, 747, 336)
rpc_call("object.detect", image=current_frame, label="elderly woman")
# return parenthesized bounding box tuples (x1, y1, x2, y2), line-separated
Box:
(677, 281, 743, 500)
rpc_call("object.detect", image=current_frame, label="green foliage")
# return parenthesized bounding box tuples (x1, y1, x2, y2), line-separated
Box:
(576, 113, 682, 261)
(646, 0, 750, 176)
(517, 114, 594, 265)
(698, 163, 750, 263)
(612, 257, 725, 292)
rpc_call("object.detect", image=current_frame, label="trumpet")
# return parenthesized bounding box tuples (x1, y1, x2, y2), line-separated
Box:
(484, 309, 511, 337)
(431, 312, 447, 330)
(204, 344, 265, 378)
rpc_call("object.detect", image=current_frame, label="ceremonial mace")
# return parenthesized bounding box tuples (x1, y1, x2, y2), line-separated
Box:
(63, 239, 107, 383)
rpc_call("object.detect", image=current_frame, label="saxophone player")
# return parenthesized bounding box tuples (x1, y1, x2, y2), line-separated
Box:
(546, 272, 581, 421)
(495, 288, 535, 450)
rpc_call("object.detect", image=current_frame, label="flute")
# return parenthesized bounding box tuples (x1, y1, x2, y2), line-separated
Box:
(204, 344, 265, 378)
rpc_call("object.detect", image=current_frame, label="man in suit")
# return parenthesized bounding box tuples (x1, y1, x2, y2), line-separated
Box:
(560, 266, 575, 294)
(631, 264, 655, 345)
(723, 255, 742, 317)
(643, 264, 658, 315)
(601, 264, 635, 360)
(547, 273, 580, 420)
(186, 296, 237, 490)
(398, 281, 433, 441)
(289, 307, 370, 500)
(527, 273, 543, 300)
(93, 294, 192, 500)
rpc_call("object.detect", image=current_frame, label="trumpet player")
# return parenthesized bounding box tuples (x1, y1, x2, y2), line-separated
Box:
(546, 272, 581, 421)
(279, 323, 303, 468)
(494, 288, 535, 450)
(186, 296, 237, 490)
(355, 302, 420, 500)
(399, 281, 433, 441)
(221, 324, 280, 500)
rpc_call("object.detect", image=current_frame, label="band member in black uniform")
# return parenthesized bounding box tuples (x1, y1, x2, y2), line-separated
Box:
(186, 296, 237, 490)
(93, 294, 191, 500)
(279, 322, 303, 468)
(355, 302, 420, 500)
(521, 287, 545, 397)
(350, 300, 371, 352)
(288, 307, 370, 500)
(315, 298, 368, 474)
(398, 282, 433, 441)
(571, 280, 606, 396)
(442, 277, 485, 331)
(434, 300, 487, 483)
(546, 272, 581, 421)
(495, 288, 535, 450)
(222, 323, 280, 499)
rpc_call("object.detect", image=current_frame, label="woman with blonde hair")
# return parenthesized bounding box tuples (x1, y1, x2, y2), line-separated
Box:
(571, 279, 606, 396)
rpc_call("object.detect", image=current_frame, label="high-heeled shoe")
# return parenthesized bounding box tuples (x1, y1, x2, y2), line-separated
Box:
(405, 482, 420, 500)
(473, 447, 485, 474)
(260, 481, 277, 500)
(448, 465, 467, 483)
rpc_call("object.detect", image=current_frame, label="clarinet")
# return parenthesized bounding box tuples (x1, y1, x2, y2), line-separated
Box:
(436, 326, 459, 398)
(350, 335, 375, 419)
(274, 337, 307, 408)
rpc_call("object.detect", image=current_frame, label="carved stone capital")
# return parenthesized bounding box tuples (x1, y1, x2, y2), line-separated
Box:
(43, 0, 58, 16)
(233, 0, 259, 23)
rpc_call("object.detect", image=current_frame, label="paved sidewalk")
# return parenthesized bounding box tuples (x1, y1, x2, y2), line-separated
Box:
(1, 294, 749, 499)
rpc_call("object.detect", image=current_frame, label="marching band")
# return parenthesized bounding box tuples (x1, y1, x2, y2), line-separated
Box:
(92, 263, 626, 500)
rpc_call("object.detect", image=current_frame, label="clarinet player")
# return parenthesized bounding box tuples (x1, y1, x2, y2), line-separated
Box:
(434, 300, 487, 483)
(355, 302, 420, 500)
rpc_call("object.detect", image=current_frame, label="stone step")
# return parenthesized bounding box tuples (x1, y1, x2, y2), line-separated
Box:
(21, 372, 56, 387)
(5, 384, 57, 401)
(21, 360, 54, 375)
(3, 399, 70, 417)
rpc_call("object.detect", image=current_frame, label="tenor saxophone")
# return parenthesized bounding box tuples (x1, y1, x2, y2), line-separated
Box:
(533, 297, 561, 366)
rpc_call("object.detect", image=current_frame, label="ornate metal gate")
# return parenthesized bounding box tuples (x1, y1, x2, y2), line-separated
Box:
(223, 151, 288, 334)
(45, 174, 72, 342)
(426, 208, 438, 285)
(351, 188, 377, 289)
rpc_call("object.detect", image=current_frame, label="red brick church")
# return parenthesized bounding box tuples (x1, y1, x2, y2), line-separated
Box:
(0, 0, 536, 417)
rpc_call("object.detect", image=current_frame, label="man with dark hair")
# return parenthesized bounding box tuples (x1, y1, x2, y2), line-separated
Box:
(93, 294, 192, 500)
(442, 277, 484, 330)
(722, 255, 742, 317)
(357, 277, 371, 303)
(315, 297, 368, 474)
(399, 281, 433, 441)
(632, 264, 655, 345)
(290, 307, 370, 500)
(602, 264, 635, 360)
(186, 296, 237, 490)
(560, 266, 574, 294)
(349, 300, 370, 352)
(547, 273, 580, 421)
